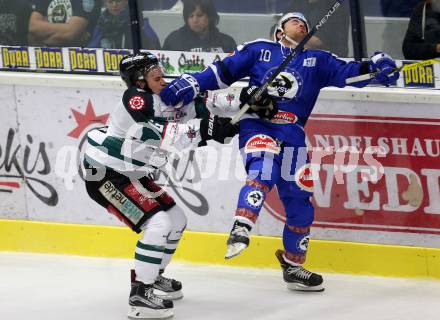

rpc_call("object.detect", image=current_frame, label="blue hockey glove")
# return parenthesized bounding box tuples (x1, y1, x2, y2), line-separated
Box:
(160, 73, 200, 106)
(369, 51, 399, 86)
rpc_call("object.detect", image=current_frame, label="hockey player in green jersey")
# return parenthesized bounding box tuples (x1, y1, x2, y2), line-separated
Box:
(83, 52, 238, 319)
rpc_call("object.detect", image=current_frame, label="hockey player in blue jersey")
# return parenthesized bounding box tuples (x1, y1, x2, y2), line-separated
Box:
(160, 12, 399, 292)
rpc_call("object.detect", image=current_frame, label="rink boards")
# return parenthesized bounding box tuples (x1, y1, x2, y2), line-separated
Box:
(1, 219, 439, 279)
(0, 72, 440, 279)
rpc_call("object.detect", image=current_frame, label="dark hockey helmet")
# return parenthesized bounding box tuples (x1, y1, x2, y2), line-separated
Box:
(119, 52, 159, 87)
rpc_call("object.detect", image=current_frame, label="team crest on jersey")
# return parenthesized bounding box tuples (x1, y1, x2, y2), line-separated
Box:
(245, 189, 264, 209)
(226, 93, 235, 106)
(128, 96, 145, 110)
(267, 69, 302, 99)
(297, 234, 310, 252)
(244, 134, 280, 154)
(294, 164, 314, 192)
(186, 126, 197, 139)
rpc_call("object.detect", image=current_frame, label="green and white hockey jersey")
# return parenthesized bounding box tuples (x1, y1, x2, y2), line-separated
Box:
(84, 86, 210, 174)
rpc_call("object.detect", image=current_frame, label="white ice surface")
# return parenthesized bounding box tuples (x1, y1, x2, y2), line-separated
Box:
(0, 252, 439, 320)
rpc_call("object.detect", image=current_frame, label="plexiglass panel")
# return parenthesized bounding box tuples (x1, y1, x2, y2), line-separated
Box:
(139, 0, 354, 57)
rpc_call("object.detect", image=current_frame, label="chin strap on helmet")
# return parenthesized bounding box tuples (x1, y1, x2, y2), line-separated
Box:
(282, 34, 299, 47)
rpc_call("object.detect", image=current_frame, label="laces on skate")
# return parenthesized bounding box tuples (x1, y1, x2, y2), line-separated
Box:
(275, 249, 324, 292)
(153, 273, 183, 300)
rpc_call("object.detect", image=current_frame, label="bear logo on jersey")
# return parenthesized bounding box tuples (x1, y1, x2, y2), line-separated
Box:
(297, 234, 310, 252)
(128, 96, 145, 110)
(245, 189, 264, 209)
(267, 71, 300, 99)
(267, 69, 302, 99)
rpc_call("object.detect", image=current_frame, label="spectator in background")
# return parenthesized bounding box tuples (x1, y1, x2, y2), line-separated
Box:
(381, 0, 421, 17)
(287, 0, 351, 57)
(403, 0, 440, 60)
(28, 0, 102, 47)
(87, 0, 160, 49)
(0, 0, 33, 46)
(162, 0, 236, 53)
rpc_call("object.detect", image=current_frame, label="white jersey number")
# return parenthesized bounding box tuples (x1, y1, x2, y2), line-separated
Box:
(259, 49, 271, 62)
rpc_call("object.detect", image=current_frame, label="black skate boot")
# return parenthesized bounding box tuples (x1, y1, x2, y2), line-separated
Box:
(128, 271, 174, 319)
(153, 269, 183, 300)
(275, 249, 324, 292)
(225, 220, 252, 259)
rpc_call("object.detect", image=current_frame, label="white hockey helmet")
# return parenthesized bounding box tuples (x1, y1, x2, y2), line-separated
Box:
(277, 12, 310, 34)
(273, 25, 283, 41)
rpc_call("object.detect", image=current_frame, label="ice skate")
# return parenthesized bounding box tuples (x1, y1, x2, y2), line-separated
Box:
(153, 271, 183, 300)
(225, 220, 252, 259)
(275, 249, 324, 292)
(128, 280, 174, 319)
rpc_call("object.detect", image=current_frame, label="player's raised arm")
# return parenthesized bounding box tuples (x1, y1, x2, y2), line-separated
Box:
(159, 41, 261, 107)
(323, 51, 400, 88)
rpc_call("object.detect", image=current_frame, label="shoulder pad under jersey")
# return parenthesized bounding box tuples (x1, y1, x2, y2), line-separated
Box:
(307, 48, 338, 58)
(236, 39, 279, 52)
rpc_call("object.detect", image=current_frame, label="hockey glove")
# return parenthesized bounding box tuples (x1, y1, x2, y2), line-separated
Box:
(160, 74, 200, 106)
(239, 86, 278, 119)
(369, 51, 399, 86)
(199, 114, 239, 146)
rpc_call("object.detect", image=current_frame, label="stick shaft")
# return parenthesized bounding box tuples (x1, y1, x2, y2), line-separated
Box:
(345, 58, 440, 85)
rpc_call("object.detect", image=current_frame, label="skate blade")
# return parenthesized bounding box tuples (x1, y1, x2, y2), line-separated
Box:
(153, 289, 184, 300)
(128, 306, 173, 319)
(286, 282, 325, 292)
(225, 243, 248, 259)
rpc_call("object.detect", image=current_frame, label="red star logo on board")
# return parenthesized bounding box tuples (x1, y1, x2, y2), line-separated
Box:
(68, 99, 110, 139)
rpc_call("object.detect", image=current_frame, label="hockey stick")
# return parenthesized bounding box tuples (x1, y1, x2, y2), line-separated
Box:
(230, 0, 346, 124)
(345, 58, 440, 84)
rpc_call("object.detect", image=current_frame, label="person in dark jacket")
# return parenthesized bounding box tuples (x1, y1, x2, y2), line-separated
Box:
(162, 0, 236, 53)
(381, 0, 420, 17)
(0, 0, 33, 45)
(28, 0, 102, 47)
(87, 0, 160, 49)
(402, 0, 440, 60)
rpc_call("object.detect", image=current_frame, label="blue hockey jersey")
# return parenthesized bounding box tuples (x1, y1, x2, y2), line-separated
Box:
(192, 39, 370, 146)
